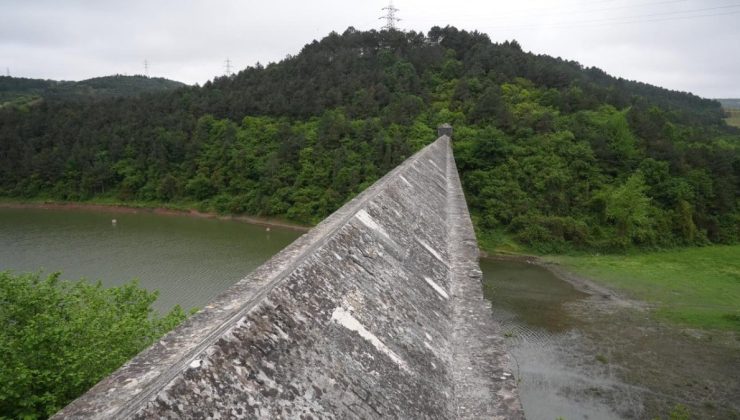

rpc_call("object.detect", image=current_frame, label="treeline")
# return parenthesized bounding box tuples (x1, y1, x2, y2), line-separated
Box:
(0, 75, 185, 109)
(453, 84, 738, 250)
(0, 26, 737, 251)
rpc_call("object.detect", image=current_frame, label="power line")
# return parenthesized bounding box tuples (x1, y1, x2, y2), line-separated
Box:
(479, 3, 740, 30)
(562, 9, 740, 29)
(379, 1, 401, 31)
(415, 0, 723, 25)
(560, 3, 740, 25)
(549, 0, 691, 16)
(413, 0, 684, 23)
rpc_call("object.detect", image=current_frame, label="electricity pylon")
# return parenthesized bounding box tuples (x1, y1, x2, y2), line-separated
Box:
(379, 1, 401, 31)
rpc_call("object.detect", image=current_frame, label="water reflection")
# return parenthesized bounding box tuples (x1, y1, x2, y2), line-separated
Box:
(0, 207, 301, 312)
(482, 259, 587, 333)
(481, 258, 623, 420)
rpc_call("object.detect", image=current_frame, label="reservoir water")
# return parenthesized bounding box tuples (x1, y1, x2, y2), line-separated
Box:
(482, 258, 628, 419)
(0, 207, 301, 312)
(3, 207, 737, 418)
(481, 258, 740, 420)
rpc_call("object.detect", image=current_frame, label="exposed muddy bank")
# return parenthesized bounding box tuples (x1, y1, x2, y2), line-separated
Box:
(481, 255, 740, 419)
(0, 201, 311, 232)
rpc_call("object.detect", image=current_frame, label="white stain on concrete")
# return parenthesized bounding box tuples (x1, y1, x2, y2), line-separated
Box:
(256, 370, 279, 390)
(273, 325, 290, 340)
(331, 307, 410, 373)
(354, 209, 400, 250)
(427, 159, 442, 172)
(292, 311, 308, 324)
(355, 209, 385, 235)
(399, 175, 412, 187)
(424, 276, 449, 300)
(417, 238, 446, 265)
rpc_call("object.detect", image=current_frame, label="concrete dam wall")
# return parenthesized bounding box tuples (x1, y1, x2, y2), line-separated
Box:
(54, 134, 523, 419)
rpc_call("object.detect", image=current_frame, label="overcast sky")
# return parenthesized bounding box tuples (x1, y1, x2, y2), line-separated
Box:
(1, 0, 738, 98)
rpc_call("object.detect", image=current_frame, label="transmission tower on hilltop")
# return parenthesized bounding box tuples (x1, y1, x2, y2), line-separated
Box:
(144, 59, 149, 77)
(379, 1, 401, 31)
(225, 58, 233, 76)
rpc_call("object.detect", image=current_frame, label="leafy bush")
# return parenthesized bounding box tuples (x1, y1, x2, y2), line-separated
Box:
(0, 272, 187, 419)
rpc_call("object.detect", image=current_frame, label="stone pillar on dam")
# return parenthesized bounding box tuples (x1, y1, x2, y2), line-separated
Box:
(54, 133, 523, 419)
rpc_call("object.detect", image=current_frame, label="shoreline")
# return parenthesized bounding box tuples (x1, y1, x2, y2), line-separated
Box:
(2, 200, 603, 294)
(480, 251, 640, 309)
(0, 201, 312, 233)
(0, 200, 692, 317)
(482, 253, 739, 419)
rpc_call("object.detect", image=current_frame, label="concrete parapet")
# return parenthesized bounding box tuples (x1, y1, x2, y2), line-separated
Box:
(54, 134, 522, 419)
(437, 123, 453, 138)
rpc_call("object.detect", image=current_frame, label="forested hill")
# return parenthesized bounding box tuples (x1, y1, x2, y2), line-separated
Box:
(1, 26, 738, 251)
(0, 75, 185, 108)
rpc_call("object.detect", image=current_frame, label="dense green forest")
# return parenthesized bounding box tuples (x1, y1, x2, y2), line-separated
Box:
(0, 75, 185, 109)
(1, 26, 738, 252)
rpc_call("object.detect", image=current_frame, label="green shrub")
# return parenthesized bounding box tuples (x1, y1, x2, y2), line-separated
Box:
(0, 271, 188, 419)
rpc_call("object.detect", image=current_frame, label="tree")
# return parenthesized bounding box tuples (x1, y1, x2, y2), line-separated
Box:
(601, 172, 654, 246)
(0, 272, 188, 419)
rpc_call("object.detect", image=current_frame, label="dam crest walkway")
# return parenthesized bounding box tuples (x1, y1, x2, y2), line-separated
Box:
(55, 133, 523, 419)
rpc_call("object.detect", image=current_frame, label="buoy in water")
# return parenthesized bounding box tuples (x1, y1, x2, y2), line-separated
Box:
(112, 219, 117, 225)
(265, 227, 271, 232)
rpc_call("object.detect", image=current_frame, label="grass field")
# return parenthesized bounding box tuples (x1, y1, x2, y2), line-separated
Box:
(548, 245, 740, 331)
(725, 108, 740, 128)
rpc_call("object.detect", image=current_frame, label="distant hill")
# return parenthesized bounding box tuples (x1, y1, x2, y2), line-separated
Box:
(0, 75, 186, 108)
(717, 98, 740, 109)
(0, 27, 737, 252)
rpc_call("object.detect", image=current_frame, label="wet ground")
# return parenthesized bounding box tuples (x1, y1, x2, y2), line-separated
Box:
(481, 258, 740, 420)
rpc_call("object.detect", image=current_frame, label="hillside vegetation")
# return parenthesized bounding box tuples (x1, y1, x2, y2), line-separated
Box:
(0, 272, 187, 418)
(0, 75, 185, 109)
(1, 27, 738, 252)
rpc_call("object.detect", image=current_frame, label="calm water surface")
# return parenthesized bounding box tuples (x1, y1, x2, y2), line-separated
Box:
(482, 258, 624, 420)
(0, 207, 301, 312)
(481, 258, 740, 420)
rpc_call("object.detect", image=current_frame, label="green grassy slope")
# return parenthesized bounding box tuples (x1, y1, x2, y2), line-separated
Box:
(725, 108, 740, 128)
(550, 245, 740, 331)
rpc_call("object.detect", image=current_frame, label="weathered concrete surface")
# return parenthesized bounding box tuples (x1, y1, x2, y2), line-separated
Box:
(54, 135, 522, 419)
